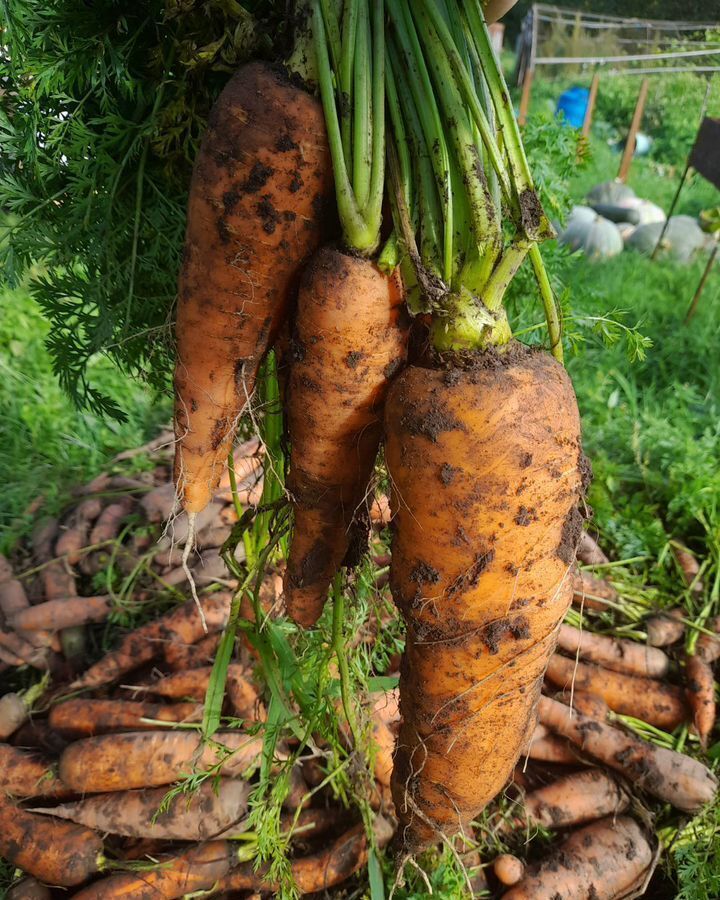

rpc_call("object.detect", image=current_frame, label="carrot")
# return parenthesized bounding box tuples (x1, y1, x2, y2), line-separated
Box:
(552, 689, 610, 721)
(545, 653, 688, 731)
(155, 524, 231, 569)
(371, 688, 400, 789)
(49, 698, 202, 737)
(0, 744, 70, 798)
(512, 768, 629, 831)
(672, 543, 704, 594)
(88, 496, 135, 546)
(577, 531, 610, 566)
(173, 61, 332, 516)
(571, 568, 618, 611)
(0, 626, 49, 669)
(155, 501, 224, 551)
(29, 778, 250, 840)
(217, 817, 395, 894)
(32, 518, 59, 565)
(493, 854, 524, 886)
(70, 592, 231, 690)
(139, 482, 177, 523)
(226, 667, 263, 721)
(556, 622, 669, 678)
(56, 497, 103, 565)
(384, 348, 585, 851)
(503, 816, 654, 900)
(646, 606, 685, 647)
(696, 615, 720, 663)
(0, 798, 104, 887)
(0, 570, 51, 649)
(284, 247, 407, 627)
(164, 630, 222, 671)
(59, 730, 263, 792)
(124, 666, 217, 701)
(10, 719, 67, 755)
(685, 653, 716, 747)
(41, 558, 76, 600)
(0, 693, 27, 740)
(71, 841, 230, 900)
(538, 695, 717, 812)
(7, 877, 52, 900)
(11, 596, 111, 632)
(526, 725, 577, 765)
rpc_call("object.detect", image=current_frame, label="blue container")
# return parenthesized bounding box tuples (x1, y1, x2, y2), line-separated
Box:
(556, 87, 590, 129)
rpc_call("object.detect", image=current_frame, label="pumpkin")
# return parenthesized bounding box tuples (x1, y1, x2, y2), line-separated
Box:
(559, 210, 623, 260)
(626, 215, 706, 262)
(591, 199, 664, 227)
(586, 180, 637, 207)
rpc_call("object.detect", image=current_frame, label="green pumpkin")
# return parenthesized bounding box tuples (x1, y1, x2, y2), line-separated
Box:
(627, 215, 706, 262)
(586, 180, 637, 206)
(559, 209, 623, 260)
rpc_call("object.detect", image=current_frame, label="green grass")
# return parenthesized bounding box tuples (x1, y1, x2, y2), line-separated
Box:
(0, 282, 169, 554)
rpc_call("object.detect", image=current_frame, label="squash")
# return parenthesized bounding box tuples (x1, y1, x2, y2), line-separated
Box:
(627, 215, 706, 262)
(559, 210, 623, 260)
(586, 180, 637, 207)
(591, 199, 664, 227)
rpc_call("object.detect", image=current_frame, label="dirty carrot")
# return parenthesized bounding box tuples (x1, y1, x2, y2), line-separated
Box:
(646, 606, 685, 647)
(685, 653, 716, 748)
(70, 593, 231, 690)
(49, 698, 202, 737)
(164, 631, 222, 671)
(0, 744, 70, 798)
(571, 568, 618, 611)
(284, 248, 408, 626)
(538, 695, 717, 812)
(59, 730, 263, 792)
(577, 531, 610, 566)
(0, 693, 27, 740)
(11, 596, 111, 632)
(493, 854, 525, 886)
(552, 689, 610, 721)
(29, 779, 251, 841)
(0, 798, 104, 887)
(173, 61, 332, 516)
(503, 816, 654, 900)
(556, 622, 669, 678)
(511, 768, 629, 831)
(545, 653, 688, 731)
(526, 724, 578, 765)
(696, 615, 720, 663)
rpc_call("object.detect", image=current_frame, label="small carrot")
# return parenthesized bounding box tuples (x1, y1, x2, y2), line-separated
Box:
(538, 695, 717, 812)
(685, 653, 716, 748)
(0, 570, 51, 649)
(0, 799, 104, 887)
(571, 568, 617, 611)
(0, 627, 48, 670)
(503, 816, 654, 900)
(49, 698, 203, 737)
(545, 653, 688, 731)
(526, 724, 577, 765)
(511, 768, 628, 831)
(71, 840, 231, 899)
(29, 778, 250, 840)
(226, 667, 263, 721)
(696, 615, 720, 663)
(70, 593, 231, 690)
(646, 606, 685, 647)
(577, 531, 609, 566)
(556, 622, 669, 678)
(493, 854, 525, 886)
(139, 482, 177, 523)
(11, 596, 111, 632)
(56, 497, 103, 565)
(552, 690, 610, 721)
(59, 730, 263, 792)
(672, 543, 704, 594)
(124, 666, 217, 701)
(89, 496, 135, 546)
(0, 744, 70, 798)
(164, 631, 222, 671)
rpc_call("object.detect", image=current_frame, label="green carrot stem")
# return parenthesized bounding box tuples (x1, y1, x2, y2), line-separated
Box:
(319, 0, 342, 72)
(480, 240, 530, 310)
(353, 0, 372, 211)
(339, 0, 359, 170)
(363, 0, 386, 231)
(529, 244, 563, 362)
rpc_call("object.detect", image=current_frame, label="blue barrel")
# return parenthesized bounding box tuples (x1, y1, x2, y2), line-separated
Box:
(556, 87, 590, 129)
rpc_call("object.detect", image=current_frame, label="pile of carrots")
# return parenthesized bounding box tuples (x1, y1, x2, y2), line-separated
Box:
(1, 444, 717, 896)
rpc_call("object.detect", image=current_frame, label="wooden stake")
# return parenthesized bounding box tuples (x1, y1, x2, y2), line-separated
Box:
(518, 67, 534, 126)
(582, 71, 600, 137)
(618, 78, 649, 183)
(685, 243, 718, 324)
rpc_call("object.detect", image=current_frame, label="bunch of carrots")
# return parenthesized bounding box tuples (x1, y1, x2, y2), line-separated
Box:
(1, 0, 719, 896)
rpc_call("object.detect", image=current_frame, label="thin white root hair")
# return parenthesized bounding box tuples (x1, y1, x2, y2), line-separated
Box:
(181, 511, 207, 634)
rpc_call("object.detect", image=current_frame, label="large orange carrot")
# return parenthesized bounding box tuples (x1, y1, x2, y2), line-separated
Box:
(545, 653, 687, 730)
(510, 768, 629, 831)
(539, 695, 717, 811)
(0, 744, 71, 798)
(70, 592, 231, 690)
(29, 778, 250, 840)
(685, 653, 716, 747)
(59, 730, 263, 792)
(49, 698, 202, 737)
(557, 623, 669, 678)
(71, 841, 231, 899)
(0, 799, 104, 887)
(173, 61, 332, 515)
(11, 596, 111, 632)
(284, 247, 408, 626)
(384, 347, 585, 852)
(503, 816, 654, 900)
